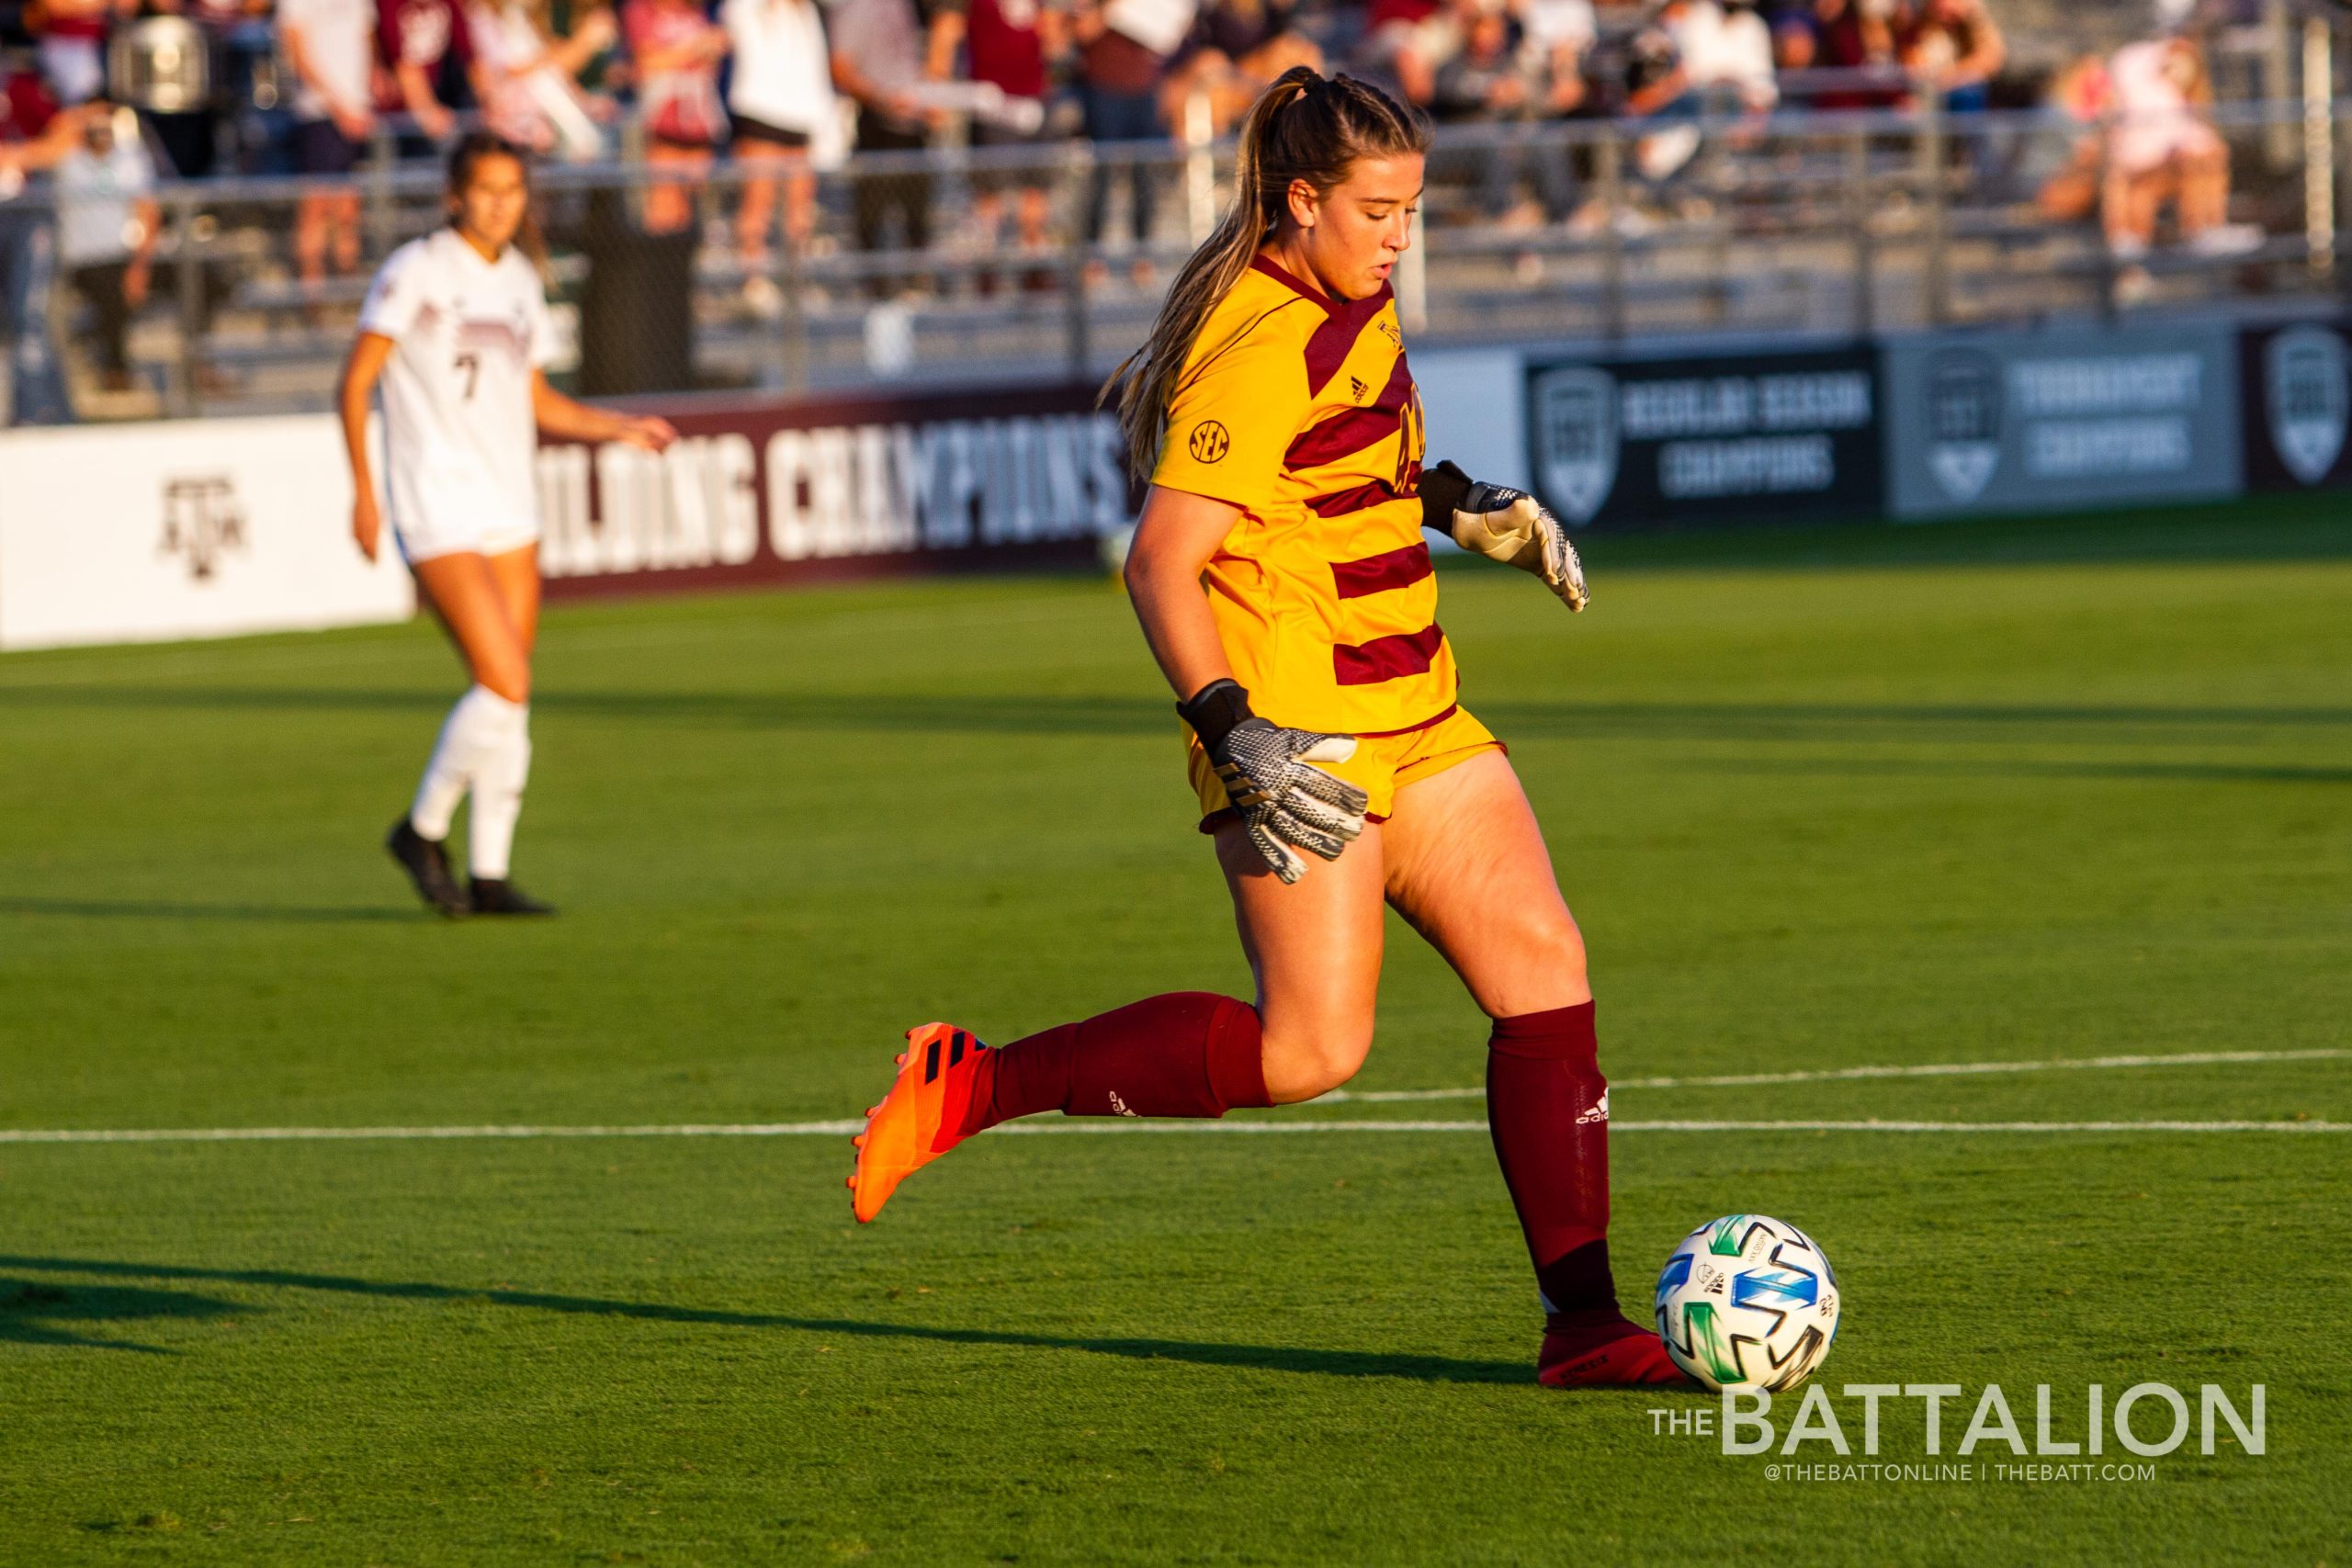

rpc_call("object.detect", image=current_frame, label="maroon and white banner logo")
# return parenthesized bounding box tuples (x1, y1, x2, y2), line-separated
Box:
(537, 382, 1134, 597)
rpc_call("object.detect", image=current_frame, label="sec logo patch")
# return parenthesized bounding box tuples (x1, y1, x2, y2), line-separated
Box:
(1188, 421, 1231, 463)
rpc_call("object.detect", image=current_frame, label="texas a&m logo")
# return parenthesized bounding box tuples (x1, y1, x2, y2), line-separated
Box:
(159, 475, 247, 581)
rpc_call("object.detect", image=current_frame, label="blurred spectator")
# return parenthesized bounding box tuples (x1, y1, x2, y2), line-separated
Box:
(722, 0, 837, 288)
(1897, 0, 2000, 116)
(1, 56, 63, 415)
(935, 0, 1064, 287)
(829, 0, 958, 292)
(28, 0, 129, 104)
(278, 0, 377, 289)
(1388, 0, 1464, 108)
(108, 5, 222, 175)
(1072, 0, 1194, 271)
(467, 0, 613, 158)
(1808, 0, 1896, 109)
(622, 0, 728, 234)
(1429, 0, 1520, 122)
(1190, 0, 1294, 68)
(1769, 8, 1813, 72)
(60, 102, 155, 389)
(1664, 0, 1773, 116)
(379, 0, 479, 140)
(1356, 0, 1438, 91)
(1164, 0, 1318, 136)
(3, 48, 62, 142)
(2103, 28, 2258, 265)
(1430, 0, 1575, 229)
(1619, 15, 1696, 184)
(1514, 0, 1589, 118)
(6, 101, 158, 389)
(2031, 49, 2105, 222)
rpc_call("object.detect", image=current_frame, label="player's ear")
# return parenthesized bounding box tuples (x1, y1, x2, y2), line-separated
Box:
(1284, 176, 1320, 231)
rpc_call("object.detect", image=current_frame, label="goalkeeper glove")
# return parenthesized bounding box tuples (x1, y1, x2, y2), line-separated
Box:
(1178, 679, 1370, 886)
(1419, 458, 1589, 612)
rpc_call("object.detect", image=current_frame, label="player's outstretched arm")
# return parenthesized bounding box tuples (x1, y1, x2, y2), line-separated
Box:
(528, 371, 680, 453)
(1419, 458, 1589, 612)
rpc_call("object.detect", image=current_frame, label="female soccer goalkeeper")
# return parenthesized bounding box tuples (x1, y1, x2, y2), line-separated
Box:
(847, 67, 1679, 1386)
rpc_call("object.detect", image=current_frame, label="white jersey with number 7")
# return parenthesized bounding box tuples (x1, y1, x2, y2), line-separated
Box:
(357, 227, 559, 559)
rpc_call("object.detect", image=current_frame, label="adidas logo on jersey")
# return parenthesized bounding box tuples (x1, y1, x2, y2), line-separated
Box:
(1575, 1089, 1610, 1125)
(1107, 1090, 1139, 1117)
(1349, 375, 1369, 402)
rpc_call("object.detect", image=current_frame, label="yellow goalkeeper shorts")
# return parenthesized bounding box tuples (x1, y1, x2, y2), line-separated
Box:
(1187, 703, 1504, 831)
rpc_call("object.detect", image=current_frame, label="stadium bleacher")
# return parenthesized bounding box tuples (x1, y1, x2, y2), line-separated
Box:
(0, 0, 2343, 421)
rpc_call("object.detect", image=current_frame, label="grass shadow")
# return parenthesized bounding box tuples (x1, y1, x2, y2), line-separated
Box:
(0, 1256, 1529, 1385)
(0, 1277, 246, 1353)
(1686, 755, 2352, 785)
(5, 686, 2350, 748)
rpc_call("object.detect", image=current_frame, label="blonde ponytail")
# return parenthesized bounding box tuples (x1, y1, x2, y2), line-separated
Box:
(1101, 67, 1429, 482)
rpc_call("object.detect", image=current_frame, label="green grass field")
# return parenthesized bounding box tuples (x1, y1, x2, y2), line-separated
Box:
(3, 498, 2348, 1565)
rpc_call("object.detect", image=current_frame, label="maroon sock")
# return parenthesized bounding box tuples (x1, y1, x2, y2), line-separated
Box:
(1487, 1000, 1620, 1317)
(957, 992, 1272, 1135)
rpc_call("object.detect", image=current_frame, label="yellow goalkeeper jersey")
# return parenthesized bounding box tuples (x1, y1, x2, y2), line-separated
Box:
(1149, 255, 1454, 739)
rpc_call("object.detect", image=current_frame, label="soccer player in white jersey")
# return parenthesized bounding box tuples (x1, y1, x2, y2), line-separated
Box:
(340, 133, 676, 917)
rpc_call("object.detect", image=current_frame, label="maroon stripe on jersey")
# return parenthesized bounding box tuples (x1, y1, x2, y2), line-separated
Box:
(1306, 479, 1395, 516)
(1248, 254, 1332, 307)
(1310, 458, 1423, 513)
(1246, 257, 1396, 397)
(1303, 290, 1394, 396)
(1284, 356, 1413, 470)
(1304, 301, 1388, 396)
(1333, 623, 1445, 686)
(1306, 475, 1415, 516)
(1330, 542, 1433, 600)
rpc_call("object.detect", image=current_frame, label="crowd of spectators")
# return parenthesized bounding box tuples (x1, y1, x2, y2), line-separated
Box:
(0, 0, 2282, 396)
(0, 0, 2020, 201)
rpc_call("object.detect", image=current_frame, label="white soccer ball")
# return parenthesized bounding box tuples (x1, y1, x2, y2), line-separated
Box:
(1654, 1214, 1841, 1393)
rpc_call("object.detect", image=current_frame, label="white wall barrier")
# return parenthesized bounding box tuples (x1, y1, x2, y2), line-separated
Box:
(0, 414, 414, 651)
(1, 324, 2318, 651)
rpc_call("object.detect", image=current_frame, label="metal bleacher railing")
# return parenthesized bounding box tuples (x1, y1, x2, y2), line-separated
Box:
(6, 86, 2352, 424)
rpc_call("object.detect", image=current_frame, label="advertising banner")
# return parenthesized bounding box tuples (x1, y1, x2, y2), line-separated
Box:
(2238, 320, 2352, 491)
(1883, 323, 2242, 520)
(1522, 347, 1883, 529)
(0, 414, 415, 651)
(537, 381, 1135, 597)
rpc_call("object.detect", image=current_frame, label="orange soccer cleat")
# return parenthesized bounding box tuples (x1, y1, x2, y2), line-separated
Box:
(1537, 1311, 1694, 1389)
(846, 1022, 991, 1224)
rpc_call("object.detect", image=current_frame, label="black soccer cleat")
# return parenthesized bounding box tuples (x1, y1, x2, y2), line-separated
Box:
(386, 817, 469, 918)
(469, 877, 556, 917)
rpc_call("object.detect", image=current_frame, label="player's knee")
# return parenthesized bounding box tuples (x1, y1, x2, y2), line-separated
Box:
(1547, 919, 1590, 991)
(1261, 1021, 1374, 1104)
(1477, 915, 1589, 1020)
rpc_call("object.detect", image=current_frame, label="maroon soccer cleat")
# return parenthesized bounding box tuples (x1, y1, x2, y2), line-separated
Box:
(1537, 1310, 1694, 1388)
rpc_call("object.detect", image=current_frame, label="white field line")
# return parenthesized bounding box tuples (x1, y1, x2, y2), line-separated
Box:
(0, 1047, 2340, 1146)
(1317, 1046, 2352, 1104)
(0, 1118, 2343, 1145)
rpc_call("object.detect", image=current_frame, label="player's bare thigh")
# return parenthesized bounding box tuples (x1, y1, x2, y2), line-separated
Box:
(485, 544, 541, 657)
(1382, 749, 1591, 1019)
(412, 550, 532, 703)
(1214, 818, 1387, 1104)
